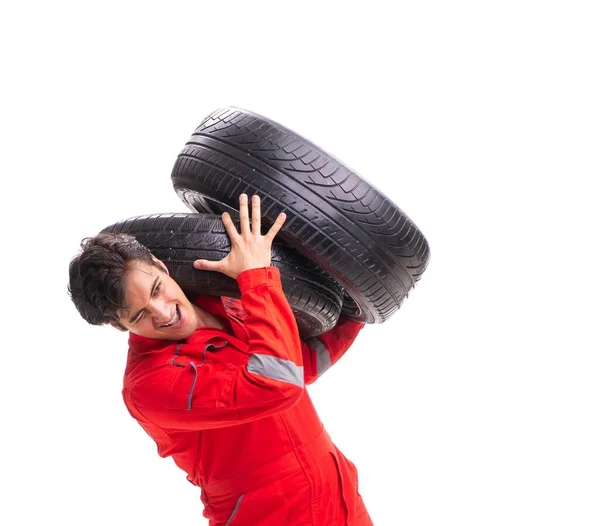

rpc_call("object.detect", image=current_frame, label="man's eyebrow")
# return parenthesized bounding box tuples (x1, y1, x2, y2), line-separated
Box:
(128, 276, 160, 324)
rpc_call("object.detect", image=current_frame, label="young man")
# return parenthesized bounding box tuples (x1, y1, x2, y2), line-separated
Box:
(69, 194, 373, 525)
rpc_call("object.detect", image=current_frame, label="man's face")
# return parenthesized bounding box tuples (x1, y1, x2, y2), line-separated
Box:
(114, 259, 201, 340)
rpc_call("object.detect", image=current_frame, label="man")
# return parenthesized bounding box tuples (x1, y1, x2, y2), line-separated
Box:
(69, 193, 373, 525)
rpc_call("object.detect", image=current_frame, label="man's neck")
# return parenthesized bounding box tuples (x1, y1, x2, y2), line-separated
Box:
(192, 304, 224, 330)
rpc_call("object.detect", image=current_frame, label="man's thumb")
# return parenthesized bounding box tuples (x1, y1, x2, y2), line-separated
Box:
(193, 259, 219, 271)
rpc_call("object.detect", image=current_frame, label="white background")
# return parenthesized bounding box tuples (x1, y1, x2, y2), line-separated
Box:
(1, 1, 599, 525)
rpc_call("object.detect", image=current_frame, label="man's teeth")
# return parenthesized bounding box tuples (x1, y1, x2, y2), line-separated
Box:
(162, 307, 179, 328)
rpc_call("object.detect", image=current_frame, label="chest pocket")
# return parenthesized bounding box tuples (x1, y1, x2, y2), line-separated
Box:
(165, 338, 244, 411)
(169, 337, 230, 365)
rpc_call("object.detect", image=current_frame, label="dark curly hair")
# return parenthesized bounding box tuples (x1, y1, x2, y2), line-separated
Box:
(68, 232, 162, 326)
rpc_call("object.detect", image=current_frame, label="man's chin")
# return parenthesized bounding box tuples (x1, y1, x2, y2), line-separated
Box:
(156, 327, 195, 341)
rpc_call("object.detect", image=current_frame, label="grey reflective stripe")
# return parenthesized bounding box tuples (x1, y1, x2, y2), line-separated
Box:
(247, 354, 304, 388)
(225, 494, 244, 526)
(306, 337, 332, 378)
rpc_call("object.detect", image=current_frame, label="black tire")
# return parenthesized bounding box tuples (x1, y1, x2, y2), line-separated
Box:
(102, 213, 343, 338)
(171, 107, 430, 323)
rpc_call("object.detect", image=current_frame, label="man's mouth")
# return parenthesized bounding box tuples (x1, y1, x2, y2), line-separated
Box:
(160, 305, 181, 329)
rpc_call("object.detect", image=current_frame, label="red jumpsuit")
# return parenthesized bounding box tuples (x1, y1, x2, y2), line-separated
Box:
(122, 267, 374, 525)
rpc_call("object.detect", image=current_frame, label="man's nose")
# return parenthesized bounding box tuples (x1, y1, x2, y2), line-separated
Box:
(149, 300, 172, 324)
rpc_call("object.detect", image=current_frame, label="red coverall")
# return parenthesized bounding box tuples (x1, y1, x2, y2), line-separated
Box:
(122, 267, 374, 525)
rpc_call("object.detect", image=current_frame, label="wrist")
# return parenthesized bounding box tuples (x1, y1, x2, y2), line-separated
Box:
(237, 267, 281, 292)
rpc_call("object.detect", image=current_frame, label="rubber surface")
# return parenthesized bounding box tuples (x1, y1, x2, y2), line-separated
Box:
(171, 107, 430, 323)
(102, 213, 343, 338)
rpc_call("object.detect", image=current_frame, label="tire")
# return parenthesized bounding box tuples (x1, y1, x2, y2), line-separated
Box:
(102, 213, 343, 338)
(171, 107, 430, 323)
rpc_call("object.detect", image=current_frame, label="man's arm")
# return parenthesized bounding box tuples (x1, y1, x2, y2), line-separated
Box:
(301, 317, 365, 384)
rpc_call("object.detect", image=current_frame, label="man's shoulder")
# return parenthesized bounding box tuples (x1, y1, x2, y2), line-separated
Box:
(123, 335, 178, 390)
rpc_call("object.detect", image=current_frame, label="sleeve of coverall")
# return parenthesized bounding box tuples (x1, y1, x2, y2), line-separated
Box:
(301, 317, 365, 384)
(132, 267, 306, 431)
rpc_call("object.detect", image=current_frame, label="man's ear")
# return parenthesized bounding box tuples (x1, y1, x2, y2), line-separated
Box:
(110, 321, 128, 332)
(152, 256, 169, 275)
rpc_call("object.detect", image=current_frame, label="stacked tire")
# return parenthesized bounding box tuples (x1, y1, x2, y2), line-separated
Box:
(104, 107, 430, 336)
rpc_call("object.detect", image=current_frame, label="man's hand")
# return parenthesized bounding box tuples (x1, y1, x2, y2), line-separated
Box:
(193, 193, 286, 279)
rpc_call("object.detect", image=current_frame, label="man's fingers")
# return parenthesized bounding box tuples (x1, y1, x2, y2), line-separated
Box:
(251, 194, 261, 236)
(221, 212, 240, 242)
(238, 193, 251, 237)
(264, 212, 286, 242)
(193, 258, 222, 271)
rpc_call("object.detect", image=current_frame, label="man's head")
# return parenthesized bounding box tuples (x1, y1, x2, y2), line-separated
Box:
(69, 233, 201, 340)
